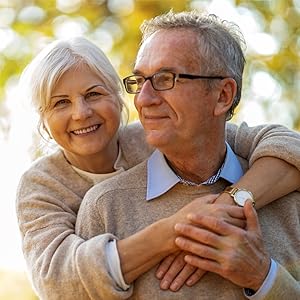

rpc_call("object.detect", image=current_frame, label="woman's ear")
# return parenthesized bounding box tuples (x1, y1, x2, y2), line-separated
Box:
(214, 78, 237, 117)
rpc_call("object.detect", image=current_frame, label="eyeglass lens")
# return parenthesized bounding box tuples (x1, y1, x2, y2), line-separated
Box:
(125, 72, 176, 93)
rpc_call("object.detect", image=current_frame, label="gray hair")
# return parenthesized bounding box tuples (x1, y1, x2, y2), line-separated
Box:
(19, 37, 128, 135)
(140, 10, 246, 120)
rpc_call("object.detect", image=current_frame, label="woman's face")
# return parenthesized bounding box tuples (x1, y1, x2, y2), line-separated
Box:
(43, 63, 121, 164)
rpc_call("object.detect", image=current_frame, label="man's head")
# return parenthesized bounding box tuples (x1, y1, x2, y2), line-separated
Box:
(124, 11, 246, 152)
(139, 10, 246, 118)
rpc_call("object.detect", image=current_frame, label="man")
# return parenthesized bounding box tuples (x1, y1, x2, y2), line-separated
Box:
(76, 11, 300, 299)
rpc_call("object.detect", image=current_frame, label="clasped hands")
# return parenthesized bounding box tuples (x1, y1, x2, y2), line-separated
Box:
(156, 193, 270, 292)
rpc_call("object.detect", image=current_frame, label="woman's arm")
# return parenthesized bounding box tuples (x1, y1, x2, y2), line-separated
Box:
(223, 122, 300, 207)
(216, 157, 300, 208)
(76, 193, 243, 287)
(16, 160, 133, 300)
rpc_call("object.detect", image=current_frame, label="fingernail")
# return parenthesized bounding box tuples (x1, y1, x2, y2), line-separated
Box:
(174, 224, 184, 232)
(161, 280, 169, 290)
(175, 237, 181, 245)
(186, 279, 194, 286)
(170, 282, 179, 291)
(187, 213, 196, 220)
(156, 271, 164, 279)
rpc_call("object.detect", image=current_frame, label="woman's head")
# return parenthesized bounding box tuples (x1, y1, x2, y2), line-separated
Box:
(20, 37, 128, 134)
(20, 37, 127, 167)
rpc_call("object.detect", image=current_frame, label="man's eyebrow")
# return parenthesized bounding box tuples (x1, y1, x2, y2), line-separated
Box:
(132, 67, 177, 75)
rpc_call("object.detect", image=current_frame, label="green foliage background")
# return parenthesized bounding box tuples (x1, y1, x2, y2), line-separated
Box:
(0, 0, 299, 298)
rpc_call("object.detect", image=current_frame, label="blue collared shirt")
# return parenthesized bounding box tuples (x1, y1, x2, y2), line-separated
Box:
(146, 142, 244, 200)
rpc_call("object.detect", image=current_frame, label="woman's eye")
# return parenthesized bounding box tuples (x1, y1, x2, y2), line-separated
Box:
(53, 99, 69, 108)
(86, 91, 101, 99)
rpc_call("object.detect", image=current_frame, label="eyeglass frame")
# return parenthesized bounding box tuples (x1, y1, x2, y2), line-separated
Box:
(122, 71, 227, 94)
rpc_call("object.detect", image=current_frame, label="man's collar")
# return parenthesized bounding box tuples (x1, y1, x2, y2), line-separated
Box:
(146, 142, 244, 200)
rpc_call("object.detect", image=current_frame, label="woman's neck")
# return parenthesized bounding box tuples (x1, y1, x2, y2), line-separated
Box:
(63, 141, 119, 174)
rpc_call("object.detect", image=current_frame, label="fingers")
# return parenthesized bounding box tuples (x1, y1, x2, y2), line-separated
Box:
(156, 253, 177, 279)
(157, 252, 195, 291)
(196, 194, 220, 204)
(225, 217, 246, 228)
(188, 211, 245, 229)
(175, 236, 219, 261)
(159, 252, 186, 290)
(183, 254, 221, 274)
(156, 251, 207, 292)
(175, 223, 220, 250)
(164, 263, 197, 291)
(185, 268, 206, 286)
(188, 205, 244, 219)
(186, 214, 240, 236)
(244, 200, 261, 233)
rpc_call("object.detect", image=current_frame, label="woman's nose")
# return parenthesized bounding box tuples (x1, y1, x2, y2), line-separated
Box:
(71, 97, 93, 120)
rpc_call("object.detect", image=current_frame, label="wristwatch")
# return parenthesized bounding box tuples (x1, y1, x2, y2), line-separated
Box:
(223, 186, 255, 207)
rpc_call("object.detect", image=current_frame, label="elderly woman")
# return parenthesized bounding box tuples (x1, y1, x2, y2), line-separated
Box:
(16, 37, 300, 299)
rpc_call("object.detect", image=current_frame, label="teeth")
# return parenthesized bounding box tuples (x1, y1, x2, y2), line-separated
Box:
(73, 125, 99, 135)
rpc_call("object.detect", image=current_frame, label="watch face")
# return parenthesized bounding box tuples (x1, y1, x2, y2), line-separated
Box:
(235, 190, 253, 206)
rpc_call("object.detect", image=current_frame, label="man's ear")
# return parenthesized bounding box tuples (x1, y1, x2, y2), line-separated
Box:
(214, 78, 237, 117)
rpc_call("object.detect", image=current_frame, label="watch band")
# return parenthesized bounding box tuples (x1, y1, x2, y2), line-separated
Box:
(224, 186, 240, 196)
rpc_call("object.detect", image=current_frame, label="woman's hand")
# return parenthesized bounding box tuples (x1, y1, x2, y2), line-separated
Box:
(168, 194, 246, 229)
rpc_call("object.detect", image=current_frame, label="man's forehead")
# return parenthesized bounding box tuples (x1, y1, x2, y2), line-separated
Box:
(134, 29, 200, 73)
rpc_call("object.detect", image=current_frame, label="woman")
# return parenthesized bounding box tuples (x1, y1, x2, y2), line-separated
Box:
(16, 37, 300, 299)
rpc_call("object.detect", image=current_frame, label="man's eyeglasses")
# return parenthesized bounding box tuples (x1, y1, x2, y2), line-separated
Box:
(123, 71, 226, 94)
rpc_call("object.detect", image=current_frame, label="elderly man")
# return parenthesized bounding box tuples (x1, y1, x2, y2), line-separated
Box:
(76, 11, 300, 299)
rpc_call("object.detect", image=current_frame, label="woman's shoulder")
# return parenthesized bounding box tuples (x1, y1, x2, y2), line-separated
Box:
(23, 149, 68, 175)
(18, 149, 88, 191)
(118, 121, 154, 168)
(17, 149, 92, 204)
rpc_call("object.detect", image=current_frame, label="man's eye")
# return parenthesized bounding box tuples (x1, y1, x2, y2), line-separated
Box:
(158, 75, 172, 83)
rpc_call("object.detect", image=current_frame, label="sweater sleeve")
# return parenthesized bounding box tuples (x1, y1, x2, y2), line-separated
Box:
(16, 166, 132, 300)
(264, 262, 300, 299)
(75, 184, 134, 300)
(226, 122, 300, 170)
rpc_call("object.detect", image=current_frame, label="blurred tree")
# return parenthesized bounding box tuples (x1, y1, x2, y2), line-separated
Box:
(0, 0, 299, 130)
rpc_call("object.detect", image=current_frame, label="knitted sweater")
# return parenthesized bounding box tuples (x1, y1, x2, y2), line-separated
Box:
(77, 157, 300, 300)
(16, 121, 300, 299)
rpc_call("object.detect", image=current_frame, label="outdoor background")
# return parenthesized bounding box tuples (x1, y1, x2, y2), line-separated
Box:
(0, 0, 299, 299)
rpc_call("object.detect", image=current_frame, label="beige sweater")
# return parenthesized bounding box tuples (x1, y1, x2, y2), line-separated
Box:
(16, 121, 300, 299)
(77, 156, 300, 300)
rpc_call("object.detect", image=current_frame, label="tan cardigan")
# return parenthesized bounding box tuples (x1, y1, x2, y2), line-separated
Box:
(16, 121, 300, 299)
(76, 156, 300, 300)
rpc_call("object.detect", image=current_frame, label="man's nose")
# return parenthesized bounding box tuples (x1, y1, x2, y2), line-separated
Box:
(134, 80, 162, 108)
(72, 97, 93, 120)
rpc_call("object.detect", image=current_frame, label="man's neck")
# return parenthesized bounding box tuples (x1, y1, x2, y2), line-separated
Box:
(164, 140, 227, 184)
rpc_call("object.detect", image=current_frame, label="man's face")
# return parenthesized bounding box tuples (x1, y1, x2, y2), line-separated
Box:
(133, 29, 223, 153)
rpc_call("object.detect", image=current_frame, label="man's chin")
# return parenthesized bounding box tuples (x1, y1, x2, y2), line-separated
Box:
(145, 130, 169, 148)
